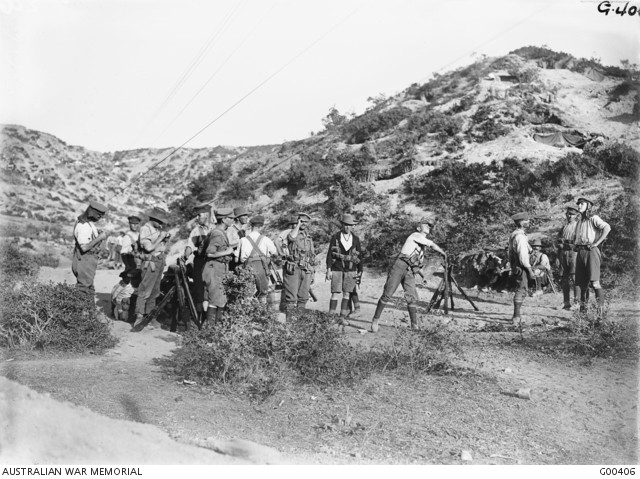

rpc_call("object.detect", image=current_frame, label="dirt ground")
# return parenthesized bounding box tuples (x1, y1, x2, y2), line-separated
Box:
(1, 259, 638, 465)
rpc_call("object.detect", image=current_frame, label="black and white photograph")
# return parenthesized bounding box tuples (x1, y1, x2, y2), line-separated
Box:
(0, 0, 638, 469)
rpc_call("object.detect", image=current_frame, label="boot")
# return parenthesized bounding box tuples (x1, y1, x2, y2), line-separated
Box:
(132, 313, 145, 331)
(562, 282, 571, 309)
(408, 305, 418, 330)
(370, 300, 386, 333)
(347, 293, 361, 318)
(329, 299, 338, 314)
(511, 302, 523, 323)
(206, 307, 217, 323)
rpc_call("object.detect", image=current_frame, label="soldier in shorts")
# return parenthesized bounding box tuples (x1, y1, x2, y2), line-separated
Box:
(326, 213, 362, 326)
(572, 197, 611, 314)
(72, 201, 108, 297)
(202, 208, 235, 323)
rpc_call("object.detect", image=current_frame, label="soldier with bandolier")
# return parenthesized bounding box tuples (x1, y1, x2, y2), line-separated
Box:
(202, 208, 235, 323)
(557, 206, 579, 309)
(133, 209, 171, 330)
(326, 213, 362, 326)
(370, 217, 446, 333)
(283, 212, 316, 317)
(72, 200, 108, 297)
(183, 203, 213, 322)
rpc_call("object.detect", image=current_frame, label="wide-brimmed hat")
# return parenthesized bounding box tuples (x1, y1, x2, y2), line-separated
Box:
(298, 212, 311, 222)
(565, 206, 579, 214)
(250, 215, 265, 226)
(530, 238, 542, 247)
(127, 214, 141, 224)
(340, 213, 356, 225)
(194, 202, 212, 214)
(89, 201, 108, 214)
(148, 208, 169, 224)
(576, 197, 593, 207)
(233, 206, 251, 218)
(215, 207, 234, 218)
(511, 212, 529, 222)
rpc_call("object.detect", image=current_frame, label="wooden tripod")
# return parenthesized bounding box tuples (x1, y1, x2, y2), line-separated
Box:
(426, 259, 479, 314)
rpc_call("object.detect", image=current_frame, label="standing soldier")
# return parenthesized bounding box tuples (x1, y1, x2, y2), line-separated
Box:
(572, 197, 611, 314)
(275, 214, 298, 312)
(508, 212, 535, 324)
(183, 203, 212, 322)
(72, 201, 108, 297)
(326, 213, 362, 325)
(227, 206, 250, 271)
(283, 212, 316, 316)
(202, 208, 235, 323)
(133, 209, 171, 330)
(557, 206, 579, 309)
(120, 214, 141, 273)
(238, 215, 278, 306)
(370, 219, 446, 333)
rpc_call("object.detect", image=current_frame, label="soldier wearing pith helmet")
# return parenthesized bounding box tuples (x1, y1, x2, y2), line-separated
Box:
(326, 213, 363, 325)
(571, 197, 611, 314)
(72, 200, 109, 297)
(508, 211, 535, 324)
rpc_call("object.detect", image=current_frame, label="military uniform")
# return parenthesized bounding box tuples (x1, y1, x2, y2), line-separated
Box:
(135, 210, 169, 319)
(188, 212, 211, 314)
(370, 217, 445, 332)
(326, 213, 362, 319)
(238, 215, 277, 303)
(508, 212, 533, 321)
(203, 208, 235, 320)
(227, 206, 250, 271)
(72, 201, 108, 296)
(529, 238, 551, 294)
(120, 215, 141, 273)
(283, 213, 316, 312)
(571, 197, 611, 311)
(275, 215, 298, 312)
(557, 207, 579, 308)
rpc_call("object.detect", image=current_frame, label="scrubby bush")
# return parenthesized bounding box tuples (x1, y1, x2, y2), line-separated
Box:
(344, 107, 412, 144)
(408, 110, 463, 143)
(0, 241, 40, 280)
(0, 281, 117, 352)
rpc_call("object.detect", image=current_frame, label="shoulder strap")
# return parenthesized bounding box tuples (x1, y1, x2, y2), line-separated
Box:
(246, 235, 265, 258)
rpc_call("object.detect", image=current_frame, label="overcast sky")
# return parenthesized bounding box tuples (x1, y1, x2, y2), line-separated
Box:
(1, 0, 638, 152)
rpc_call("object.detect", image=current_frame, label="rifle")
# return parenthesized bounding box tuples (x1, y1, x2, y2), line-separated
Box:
(269, 262, 284, 290)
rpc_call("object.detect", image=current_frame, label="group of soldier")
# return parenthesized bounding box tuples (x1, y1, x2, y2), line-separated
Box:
(72, 194, 611, 333)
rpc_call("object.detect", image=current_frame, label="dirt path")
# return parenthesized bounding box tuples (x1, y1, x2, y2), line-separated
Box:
(1, 264, 637, 464)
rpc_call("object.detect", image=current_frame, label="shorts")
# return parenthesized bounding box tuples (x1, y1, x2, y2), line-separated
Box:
(575, 247, 601, 287)
(331, 270, 357, 294)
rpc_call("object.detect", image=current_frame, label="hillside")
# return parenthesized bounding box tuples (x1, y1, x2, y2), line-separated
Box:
(1, 47, 639, 286)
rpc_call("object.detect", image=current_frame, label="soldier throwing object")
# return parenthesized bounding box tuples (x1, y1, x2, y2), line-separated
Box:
(370, 218, 446, 333)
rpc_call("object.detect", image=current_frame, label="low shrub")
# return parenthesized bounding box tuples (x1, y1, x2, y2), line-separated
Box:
(0, 241, 40, 280)
(0, 281, 117, 352)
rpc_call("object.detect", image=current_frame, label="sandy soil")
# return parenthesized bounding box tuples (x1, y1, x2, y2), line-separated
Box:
(1, 261, 638, 465)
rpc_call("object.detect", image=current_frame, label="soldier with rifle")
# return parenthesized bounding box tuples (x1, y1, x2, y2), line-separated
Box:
(202, 208, 235, 323)
(120, 214, 141, 273)
(238, 215, 278, 307)
(370, 217, 446, 333)
(133, 209, 171, 330)
(326, 213, 362, 326)
(182, 203, 212, 323)
(557, 206, 579, 309)
(283, 212, 316, 317)
(507, 212, 535, 324)
(72, 201, 108, 297)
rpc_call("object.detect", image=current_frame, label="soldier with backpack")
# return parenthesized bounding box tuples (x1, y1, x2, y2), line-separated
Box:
(238, 215, 278, 307)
